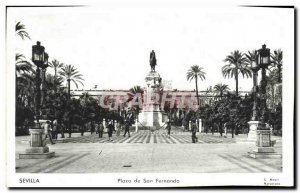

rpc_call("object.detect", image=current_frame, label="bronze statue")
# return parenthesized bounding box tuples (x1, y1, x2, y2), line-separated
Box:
(149, 50, 157, 72)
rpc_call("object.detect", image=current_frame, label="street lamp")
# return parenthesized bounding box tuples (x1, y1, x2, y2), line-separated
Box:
(250, 54, 259, 121)
(19, 41, 55, 159)
(32, 41, 45, 122)
(248, 44, 280, 158)
(256, 44, 271, 125)
(41, 52, 49, 108)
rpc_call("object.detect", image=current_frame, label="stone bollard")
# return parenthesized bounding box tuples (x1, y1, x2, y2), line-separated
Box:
(19, 120, 55, 159)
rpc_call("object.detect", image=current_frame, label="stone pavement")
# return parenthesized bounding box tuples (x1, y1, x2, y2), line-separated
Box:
(52, 131, 237, 144)
(15, 131, 282, 173)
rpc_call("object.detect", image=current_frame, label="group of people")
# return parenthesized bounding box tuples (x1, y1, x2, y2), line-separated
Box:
(43, 120, 58, 145)
(165, 118, 198, 143)
(43, 118, 199, 144)
(96, 120, 131, 141)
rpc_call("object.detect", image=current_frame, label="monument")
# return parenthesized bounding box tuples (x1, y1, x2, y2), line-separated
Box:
(138, 50, 165, 129)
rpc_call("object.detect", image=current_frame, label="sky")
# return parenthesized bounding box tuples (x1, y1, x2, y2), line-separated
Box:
(9, 5, 293, 91)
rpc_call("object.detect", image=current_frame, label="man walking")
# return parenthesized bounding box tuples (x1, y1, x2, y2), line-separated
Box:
(166, 121, 171, 138)
(44, 120, 55, 145)
(98, 122, 104, 138)
(52, 119, 58, 140)
(123, 121, 130, 137)
(191, 119, 198, 143)
(107, 121, 114, 141)
(116, 122, 122, 136)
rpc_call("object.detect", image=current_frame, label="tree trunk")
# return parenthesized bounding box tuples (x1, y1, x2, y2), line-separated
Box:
(67, 79, 71, 99)
(235, 68, 239, 96)
(195, 77, 200, 106)
(278, 65, 282, 83)
(54, 68, 57, 92)
(195, 77, 200, 129)
(68, 118, 72, 138)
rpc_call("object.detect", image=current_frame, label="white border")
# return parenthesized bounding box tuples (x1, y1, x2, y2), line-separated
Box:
(3, 0, 295, 188)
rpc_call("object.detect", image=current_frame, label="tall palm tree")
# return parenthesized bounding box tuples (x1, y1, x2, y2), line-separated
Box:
(271, 49, 283, 83)
(222, 50, 252, 96)
(214, 83, 230, 99)
(49, 60, 64, 91)
(187, 65, 206, 107)
(15, 21, 30, 40)
(49, 59, 64, 77)
(59, 64, 84, 98)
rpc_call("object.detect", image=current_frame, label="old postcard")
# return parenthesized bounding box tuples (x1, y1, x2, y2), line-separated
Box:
(5, 0, 294, 188)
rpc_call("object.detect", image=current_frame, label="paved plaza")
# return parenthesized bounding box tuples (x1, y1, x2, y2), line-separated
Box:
(15, 128, 282, 173)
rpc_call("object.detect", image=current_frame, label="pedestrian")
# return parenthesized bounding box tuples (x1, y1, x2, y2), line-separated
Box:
(116, 122, 121, 136)
(191, 119, 198, 143)
(98, 122, 104, 138)
(52, 119, 58, 140)
(95, 122, 99, 134)
(91, 121, 95, 134)
(44, 120, 55, 145)
(107, 121, 114, 141)
(224, 122, 228, 138)
(166, 121, 171, 138)
(123, 121, 130, 137)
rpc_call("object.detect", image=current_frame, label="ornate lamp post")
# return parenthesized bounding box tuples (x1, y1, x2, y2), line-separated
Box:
(250, 53, 259, 121)
(257, 44, 271, 125)
(32, 41, 45, 122)
(41, 52, 49, 109)
(248, 44, 281, 159)
(19, 41, 55, 159)
(247, 51, 260, 142)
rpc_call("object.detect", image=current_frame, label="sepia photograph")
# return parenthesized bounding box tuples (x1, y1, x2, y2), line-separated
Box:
(4, 1, 295, 188)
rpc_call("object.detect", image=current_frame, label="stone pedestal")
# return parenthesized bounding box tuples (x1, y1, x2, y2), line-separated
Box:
(19, 121, 55, 159)
(248, 129, 281, 159)
(138, 70, 164, 129)
(139, 111, 163, 128)
(247, 121, 260, 142)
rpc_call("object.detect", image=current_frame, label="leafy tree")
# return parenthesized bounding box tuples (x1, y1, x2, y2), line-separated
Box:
(222, 50, 252, 96)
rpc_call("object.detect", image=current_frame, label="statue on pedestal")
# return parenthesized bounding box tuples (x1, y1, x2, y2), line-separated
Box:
(150, 50, 157, 72)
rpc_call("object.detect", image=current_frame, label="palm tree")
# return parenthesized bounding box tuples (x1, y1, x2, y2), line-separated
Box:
(59, 64, 84, 99)
(16, 53, 34, 76)
(222, 50, 252, 96)
(271, 49, 283, 83)
(15, 21, 30, 40)
(15, 54, 35, 107)
(49, 59, 64, 77)
(127, 85, 144, 117)
(186, 65, 206, 107)
(245, 50, 258, 64)
(214, 83, 230, 99)
(49, 60, 64, 91)
(128, 86, 143, 98)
